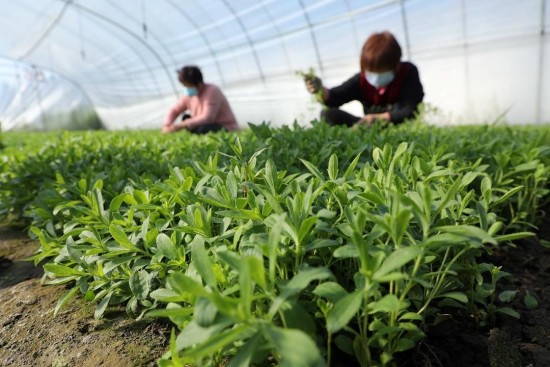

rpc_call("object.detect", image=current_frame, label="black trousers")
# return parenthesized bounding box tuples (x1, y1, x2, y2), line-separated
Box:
(181, 113, 226, 134)
(320, 108, 361, 127)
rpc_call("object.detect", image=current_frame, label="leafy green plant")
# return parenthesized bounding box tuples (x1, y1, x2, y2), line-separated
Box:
(296, 67, 325, 104)
(523, 290, 538, 310)
(2, 121, 549, 366)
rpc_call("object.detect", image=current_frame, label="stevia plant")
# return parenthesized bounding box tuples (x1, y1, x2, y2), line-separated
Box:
(147, 145, 512, 365)
(2, 121, 550, 366)
(295, 67, 325, 104)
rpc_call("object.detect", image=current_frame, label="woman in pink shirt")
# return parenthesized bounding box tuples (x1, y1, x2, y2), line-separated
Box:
(162, 66, 239, 134)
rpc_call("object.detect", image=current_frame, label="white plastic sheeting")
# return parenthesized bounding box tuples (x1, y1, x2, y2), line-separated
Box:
(0, 0, 548, 131)
(0, 58, 98, 130)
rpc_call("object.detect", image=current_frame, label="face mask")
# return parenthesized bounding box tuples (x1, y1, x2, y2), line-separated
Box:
(365, 71, 395, 87)
(183, 87, 198, 96)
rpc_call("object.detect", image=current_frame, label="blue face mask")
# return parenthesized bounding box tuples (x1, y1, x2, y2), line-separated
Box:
(365, 71, 395, 87)
(183, 87, 198, 96)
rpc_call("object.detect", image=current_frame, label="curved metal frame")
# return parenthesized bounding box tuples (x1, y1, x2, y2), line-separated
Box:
(399, 0, 412, 59)
(69, 5, 150, 102)
(297, 0, 324, 75)
(221, 0, 265, 82)
(106, 0, 179, 69)
(65, 1, 179, 98)
(536, 0, 546, 123)
(15, 0, 164, 102)
(17, 0, 72, 60)
(342, 0, 361, 53)
(259, 0, 294, 75)
(165, 0, 228, 86)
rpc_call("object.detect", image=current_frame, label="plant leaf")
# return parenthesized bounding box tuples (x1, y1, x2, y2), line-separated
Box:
(94, 291, 113, 319)
(109, 223, 144, 253)
(373, 247, 422, 280)
(313, 282, 348, 303)
(129, 269, 152, 300)
(156, 233, 178, 260)
(44, 264, 86, 277)
(524, 291, 538, 310)
(263, 325, 324, 367)
(326, 290, 363, 334)
(54, 285, 79, 317)
(190, 236, 216, 287)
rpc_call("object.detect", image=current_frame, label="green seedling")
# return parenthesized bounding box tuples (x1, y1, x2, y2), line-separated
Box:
(2, 122, 549, 367)
(296, 67, 325, 104)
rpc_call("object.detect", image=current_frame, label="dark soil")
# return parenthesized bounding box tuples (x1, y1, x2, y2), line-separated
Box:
(408, 220, 550, 367)
(410, 238, 550, 367)
(1, 222, 549, 367)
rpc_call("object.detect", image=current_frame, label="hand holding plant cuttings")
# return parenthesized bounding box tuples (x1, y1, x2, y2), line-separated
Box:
(351, 114, 390, 131)
(296, 67, 325, 103)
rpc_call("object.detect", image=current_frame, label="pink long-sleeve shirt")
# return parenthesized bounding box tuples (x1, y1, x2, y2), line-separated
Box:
(163, 83, 239, 131)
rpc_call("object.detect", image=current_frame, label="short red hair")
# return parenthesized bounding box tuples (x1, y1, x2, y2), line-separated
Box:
(360, 31, 402, 72)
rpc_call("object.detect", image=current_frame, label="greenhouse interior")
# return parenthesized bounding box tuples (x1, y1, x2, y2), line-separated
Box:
(0, 0, 548, 130)
(1, 1, 550, 367)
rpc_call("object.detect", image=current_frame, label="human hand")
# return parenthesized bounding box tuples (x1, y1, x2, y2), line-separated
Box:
(353, 113, 390, 129)
(161, 124, 177, 133)
(354, 114, 375, 128)
(304, 75, 322, 94)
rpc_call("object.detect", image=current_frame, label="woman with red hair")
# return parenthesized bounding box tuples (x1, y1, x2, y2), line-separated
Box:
(305, 31, 424, 127)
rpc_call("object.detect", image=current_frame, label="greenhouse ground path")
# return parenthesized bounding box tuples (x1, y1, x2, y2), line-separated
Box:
(0, 223, 549, 367)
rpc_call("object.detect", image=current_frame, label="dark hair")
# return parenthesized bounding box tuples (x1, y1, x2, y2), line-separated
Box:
(360, 31, 402, 72)
(177, 65, 203, 85)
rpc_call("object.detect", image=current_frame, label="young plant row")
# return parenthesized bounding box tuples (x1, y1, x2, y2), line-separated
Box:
(1, 122, 550, 366)
(2, 123, 549, 232)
